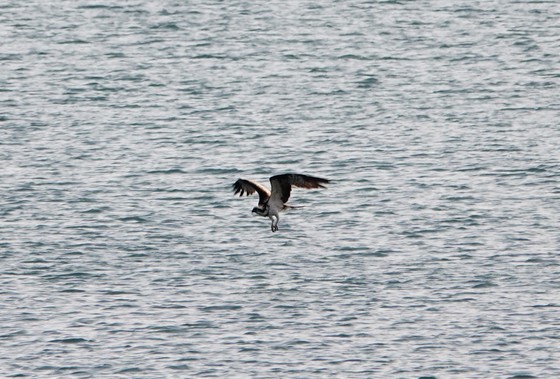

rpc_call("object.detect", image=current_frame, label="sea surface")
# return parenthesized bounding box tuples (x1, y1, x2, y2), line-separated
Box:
(1, 1, 559, 378)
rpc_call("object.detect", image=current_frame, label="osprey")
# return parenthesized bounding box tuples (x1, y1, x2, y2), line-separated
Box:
(232, 173, 329, 232)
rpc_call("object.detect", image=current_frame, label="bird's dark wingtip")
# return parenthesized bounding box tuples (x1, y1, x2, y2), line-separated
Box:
(232, 179, 242, 196)
(311, 176, 330, 188)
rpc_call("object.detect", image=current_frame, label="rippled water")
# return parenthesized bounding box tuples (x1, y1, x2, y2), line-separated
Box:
(1, 1, 559, 378)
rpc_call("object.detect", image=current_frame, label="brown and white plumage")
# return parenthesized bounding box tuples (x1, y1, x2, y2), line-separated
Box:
(232, 173, 329, 232)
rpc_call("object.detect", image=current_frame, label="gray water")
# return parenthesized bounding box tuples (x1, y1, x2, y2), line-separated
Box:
(1, 1, 559, 378)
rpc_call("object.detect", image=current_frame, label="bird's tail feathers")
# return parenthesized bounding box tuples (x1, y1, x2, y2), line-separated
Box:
(283, 204, 305, 210)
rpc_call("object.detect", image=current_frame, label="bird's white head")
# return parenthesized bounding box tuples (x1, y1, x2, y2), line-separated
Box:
(252, 206, 268, 217)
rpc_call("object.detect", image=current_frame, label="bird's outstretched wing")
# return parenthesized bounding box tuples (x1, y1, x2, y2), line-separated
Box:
(232, 179, 271, 206)
(269, 174, 329, 205)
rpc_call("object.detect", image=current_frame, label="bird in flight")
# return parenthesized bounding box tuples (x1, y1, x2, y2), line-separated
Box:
(232, 173, 329, 232)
